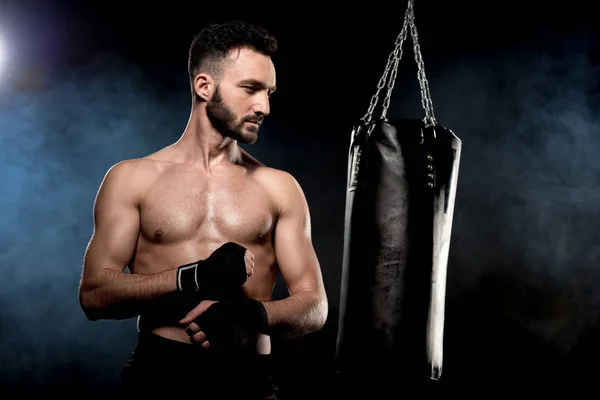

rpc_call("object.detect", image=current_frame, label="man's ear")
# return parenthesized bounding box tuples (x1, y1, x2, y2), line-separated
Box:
(194, 73, 214, 101)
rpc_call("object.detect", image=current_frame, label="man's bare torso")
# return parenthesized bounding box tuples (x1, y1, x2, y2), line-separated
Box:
(128, 146, 280, 351)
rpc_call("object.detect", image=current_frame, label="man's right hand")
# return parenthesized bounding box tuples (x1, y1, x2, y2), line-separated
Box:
(176, 242, 254, 297)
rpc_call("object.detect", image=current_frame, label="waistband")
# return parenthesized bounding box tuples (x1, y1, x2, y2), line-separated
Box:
(132, 332, 273, 365)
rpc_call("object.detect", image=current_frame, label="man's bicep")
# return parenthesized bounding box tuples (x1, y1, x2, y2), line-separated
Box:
(273, 176, 324, 296)
(83, 162, 140, 275)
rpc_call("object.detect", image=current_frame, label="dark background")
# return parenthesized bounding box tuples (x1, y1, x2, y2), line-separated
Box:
(1, 0, 599, 397)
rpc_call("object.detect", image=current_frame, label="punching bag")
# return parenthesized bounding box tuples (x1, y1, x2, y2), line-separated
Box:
(336, 1, 462, 393)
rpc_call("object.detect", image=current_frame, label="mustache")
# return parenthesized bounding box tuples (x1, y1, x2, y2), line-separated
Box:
(244, 115, 263, 124)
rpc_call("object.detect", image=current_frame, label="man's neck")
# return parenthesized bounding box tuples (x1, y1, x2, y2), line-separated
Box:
(171, 110, 241, 171)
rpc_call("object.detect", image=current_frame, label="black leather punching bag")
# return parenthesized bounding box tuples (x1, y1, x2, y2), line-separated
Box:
(336, 119, 461, 391)
(335, 1, 462, 394)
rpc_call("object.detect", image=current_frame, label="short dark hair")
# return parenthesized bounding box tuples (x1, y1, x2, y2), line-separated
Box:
(188, 20, 278, 100)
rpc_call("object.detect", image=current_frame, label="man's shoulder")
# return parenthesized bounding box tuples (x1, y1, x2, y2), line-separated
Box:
(97, 157, 162, 203)
(106, 144, 176, 175)
(104, 157, 155, 178)
(251, 166, 307, 205)
(253, 164, 297, 184)
(239, 148, 292, 181)
(100, 156, 167, 193)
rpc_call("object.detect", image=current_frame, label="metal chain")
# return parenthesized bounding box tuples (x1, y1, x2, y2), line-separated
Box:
(360, 7, 410, 126)
(408, 5, 437, 127)
(361, 0, 437, 128)
(379, 4, 412, 122)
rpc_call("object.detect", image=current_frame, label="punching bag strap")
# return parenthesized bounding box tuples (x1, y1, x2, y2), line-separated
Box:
(359, 0, 437, 136)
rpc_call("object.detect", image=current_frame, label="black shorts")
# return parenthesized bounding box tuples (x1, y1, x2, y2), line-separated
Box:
(121, 332, 278, 399)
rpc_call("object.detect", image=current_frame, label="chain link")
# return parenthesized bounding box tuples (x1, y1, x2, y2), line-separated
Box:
(408, 6, 436, 127)
(361, 0, 437, 129)
(360, 9, 410, 126)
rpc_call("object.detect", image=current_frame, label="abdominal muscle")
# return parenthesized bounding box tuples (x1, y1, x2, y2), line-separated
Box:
(132, 236, 278, 355)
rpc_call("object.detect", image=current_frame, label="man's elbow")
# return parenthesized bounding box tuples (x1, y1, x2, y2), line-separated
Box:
(312, 293, 329, 331)
(81, 308, 101, 321)
(79, 296, 97, 321)
(78, 286, 103, 321)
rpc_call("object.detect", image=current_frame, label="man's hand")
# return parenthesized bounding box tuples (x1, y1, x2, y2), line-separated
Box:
(180, 299, 217, 348)
(176, 242, 254, 298)
(180, 298, 269, 352)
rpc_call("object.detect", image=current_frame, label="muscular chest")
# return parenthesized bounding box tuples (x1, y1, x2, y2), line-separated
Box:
(140, 169, 275, 244)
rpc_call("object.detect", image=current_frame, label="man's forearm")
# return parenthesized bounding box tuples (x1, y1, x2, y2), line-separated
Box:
(79, 268, 178, 321)
(262, 290, 328, 339)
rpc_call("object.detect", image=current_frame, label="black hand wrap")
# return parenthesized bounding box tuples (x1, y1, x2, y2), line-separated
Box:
(176, 242, 248, 298)
(194, 299, 269, 351)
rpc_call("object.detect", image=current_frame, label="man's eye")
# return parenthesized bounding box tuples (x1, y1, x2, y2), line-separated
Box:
(244, 87, 256, 93)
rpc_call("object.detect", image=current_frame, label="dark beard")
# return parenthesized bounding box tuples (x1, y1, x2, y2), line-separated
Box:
(206, 86, 259, 145)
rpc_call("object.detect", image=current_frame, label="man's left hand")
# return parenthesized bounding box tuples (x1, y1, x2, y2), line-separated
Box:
(180, 298, 269, 351)
(180, 299, 217, 348)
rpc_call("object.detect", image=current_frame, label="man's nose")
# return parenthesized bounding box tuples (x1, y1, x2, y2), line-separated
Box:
(253, 93, 270, 116)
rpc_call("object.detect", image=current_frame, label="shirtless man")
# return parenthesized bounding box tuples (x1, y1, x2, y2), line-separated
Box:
(78, 20, 328, 399)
